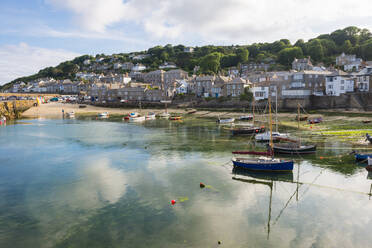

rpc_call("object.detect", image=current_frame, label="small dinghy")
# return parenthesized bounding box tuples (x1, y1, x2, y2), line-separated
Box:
(216, 117, 235, 124)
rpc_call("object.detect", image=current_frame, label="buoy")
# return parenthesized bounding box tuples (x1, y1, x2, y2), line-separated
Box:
(310, 126, 313, 129)
(319, 156, 324, 159)
(200, 182, 205, 188)
(218, 241, 221, 245)
(171, 199, 176, 205)
(255, 129, 259, 133)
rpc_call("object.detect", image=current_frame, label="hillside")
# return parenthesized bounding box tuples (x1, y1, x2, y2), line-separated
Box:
(1, 26, 372, 91)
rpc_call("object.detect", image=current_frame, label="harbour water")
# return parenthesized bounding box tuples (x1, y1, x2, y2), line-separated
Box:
(1, 118, 372, 247)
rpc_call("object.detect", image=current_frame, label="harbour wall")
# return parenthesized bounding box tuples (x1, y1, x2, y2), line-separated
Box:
(0, 100, 36, 120)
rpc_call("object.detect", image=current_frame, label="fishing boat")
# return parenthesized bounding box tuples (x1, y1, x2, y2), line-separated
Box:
(255, 131, 289, 142)
(98, 112, 109, 118)
(239, 115, 253, 121)
(232, 157, 294, 172)
(66, 111, 75, 118)
(308, 117, 323, 124)
(158, 112, 170, 119)
(123, 112, 139, 120)
(354, 153, 372, 162)
(170, 116, 182, 121)
(216, 117, 235, 124)
(232, 97, 294, 172)
(130, 115, 146, 122)
(271, 143, 316, 155)
(231, 126, 265, 135)
(146, 112, 156, 120)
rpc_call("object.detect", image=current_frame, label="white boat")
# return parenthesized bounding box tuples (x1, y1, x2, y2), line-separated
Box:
(129, 112, 139, 118)
(217, 118, 235, 124)
(255, 131, 289, 142)
(130, 116, 146, 122)
(158, 112, 170, 119)
(146, 112, 156, 120)
(66, 111, 75, 118)
(98, 112, 109, 118)
(239, 115, 253, 121)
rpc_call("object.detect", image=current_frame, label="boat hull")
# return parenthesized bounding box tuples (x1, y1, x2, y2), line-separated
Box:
(272, 145, 316, 155)
(232, 158, 294, 172)
(232, 127, 265, 135)
(217, 118, 235, 124)
(355, 153, 372, 162)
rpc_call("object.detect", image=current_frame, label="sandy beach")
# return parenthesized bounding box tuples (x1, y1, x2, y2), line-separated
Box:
(22, 102, 257, 119)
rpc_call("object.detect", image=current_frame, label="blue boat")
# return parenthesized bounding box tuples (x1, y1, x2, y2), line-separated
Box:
(232, 157, 294, 172)
(355, 153, 372, 162)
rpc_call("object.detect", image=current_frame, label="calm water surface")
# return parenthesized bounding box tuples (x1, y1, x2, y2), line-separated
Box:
(0, 118, 372, 248)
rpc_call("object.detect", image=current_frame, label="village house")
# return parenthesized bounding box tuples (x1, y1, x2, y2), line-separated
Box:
(175, 79, 189, 94)
(325, 71, 354, 96)
(164, 69, 188, 85)
(143, 70, 164, 85)
(336, 53, 363, 71)
(117, 87, 146, 101)
(159, 62, 177, 69)
(131, 63, 146, 72)
(221, 77, 248, 97)
(122, 62, 134, 70)
(354, 66, 372, 92)
(292, 57, 313, 71)
(194, 75, 215, 97)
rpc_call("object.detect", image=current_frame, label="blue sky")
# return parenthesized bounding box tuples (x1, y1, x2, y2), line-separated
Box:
(1, 0, 372, 85)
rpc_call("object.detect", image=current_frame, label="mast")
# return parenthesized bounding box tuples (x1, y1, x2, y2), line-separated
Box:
(269, 97, 273, 151)
(275, 86, 278, 133)
(252, 99, 255, 126)
(297, 103, 300, 130)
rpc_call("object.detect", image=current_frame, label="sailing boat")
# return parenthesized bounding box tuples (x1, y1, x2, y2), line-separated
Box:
(232, 98, 294, 172)
(231, 98, 265, 135)
(255, 88, 288, 142)
(271, 103, 316, 155)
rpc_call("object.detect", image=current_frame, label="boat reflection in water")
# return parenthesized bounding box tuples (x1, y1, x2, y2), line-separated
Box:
(232, 167, 295, 240)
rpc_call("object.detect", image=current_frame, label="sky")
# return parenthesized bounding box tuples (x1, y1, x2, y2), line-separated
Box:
(1, 0, 372, 85)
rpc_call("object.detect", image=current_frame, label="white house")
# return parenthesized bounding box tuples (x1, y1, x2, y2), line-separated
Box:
(131, 64, 146, 72)
(251, 86, 269, 100)
(326, 75, 354, 96)
(83, 59, 91, 65)
(114, 63, 122, 70)
(159, 62, 177, 69)
(175, 79, 188, 94)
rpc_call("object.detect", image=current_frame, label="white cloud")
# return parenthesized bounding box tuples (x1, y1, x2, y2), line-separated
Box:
(46, 0, 372, 44)
(0, 43, 80, 85)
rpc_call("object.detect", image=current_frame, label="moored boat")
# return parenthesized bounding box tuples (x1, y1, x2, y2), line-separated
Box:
(308, 117, 323, 124)
(231, 126, 265, 135)
(239, 115, 253, 121)
(66, 111, 75, 118)
(98, 112, 109, 118)
(355, 153, 372, 162)
(272, 143, 316, 155)
(170, 116, 182, 121)
(130, 115, 146, 122)
(255, 131, 289, 142)
(158, 112, 170, 119)
(217, 117, 235, 124)
(232, 157, 294, 172)
(146, 112, 156, 120)
(124, 112, 139, 120)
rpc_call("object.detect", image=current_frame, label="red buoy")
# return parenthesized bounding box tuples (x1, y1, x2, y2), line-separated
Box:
(200, 182, 205, 188)
(171, 200, 176, 205)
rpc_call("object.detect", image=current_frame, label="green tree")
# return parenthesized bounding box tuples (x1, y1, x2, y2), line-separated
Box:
(360, 39, 372, 60)
(236, 47, 249, 63)
(200, 52, 222, 74)
(278, 47, 303, 67)
(342, 40, 353, 54)
(306, 39, 324, 62)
